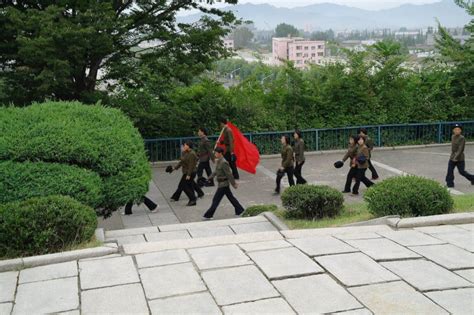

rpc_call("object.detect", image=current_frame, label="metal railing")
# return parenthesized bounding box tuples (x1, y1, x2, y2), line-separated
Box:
(144, 121, 474, 162)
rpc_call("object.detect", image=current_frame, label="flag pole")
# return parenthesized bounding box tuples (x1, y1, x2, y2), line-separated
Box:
(214, 126, 226, 150)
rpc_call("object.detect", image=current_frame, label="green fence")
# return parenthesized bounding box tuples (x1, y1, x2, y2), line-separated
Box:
(144, 121, 474, 162)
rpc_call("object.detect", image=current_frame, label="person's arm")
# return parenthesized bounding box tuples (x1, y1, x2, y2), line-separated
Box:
(223, 162, 236, 187)
(452, 137, 465, 161)
(206, 140, 215, 162)
(342, 147, 351, 162)
(174, 156, 183, 170)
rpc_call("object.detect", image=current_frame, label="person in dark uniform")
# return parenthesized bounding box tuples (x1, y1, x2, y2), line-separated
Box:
(197, 127, 215, 187)
(170, 141, 204, 206)
(203, 147, 244, 220)
(359, 128, 379, 180)
(352, 136, 375, 195)
(122, 197, 158, 215)
(446, 124, 474, 188)
(274, 135, 295, 195)
(341, 135, 359, 193)
(293, 130, 307, 185)
(219, 118, 239, 180)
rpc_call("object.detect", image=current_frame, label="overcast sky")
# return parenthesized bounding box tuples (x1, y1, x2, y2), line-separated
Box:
(211, 0, 442, 10)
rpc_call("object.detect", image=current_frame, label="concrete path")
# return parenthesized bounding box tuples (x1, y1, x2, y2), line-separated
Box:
(1, 222, 473, 314)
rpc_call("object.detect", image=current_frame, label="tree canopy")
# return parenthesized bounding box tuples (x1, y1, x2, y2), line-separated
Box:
(275, 23, 300, 38)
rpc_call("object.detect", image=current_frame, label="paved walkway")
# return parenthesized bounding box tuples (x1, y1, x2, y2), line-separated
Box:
(2, 222, 473, 314)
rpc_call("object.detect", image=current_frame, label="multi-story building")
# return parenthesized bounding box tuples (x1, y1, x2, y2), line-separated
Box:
(272, 37, 325, 69)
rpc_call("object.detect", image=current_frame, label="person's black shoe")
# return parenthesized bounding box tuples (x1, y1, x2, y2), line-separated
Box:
(371, 176, 379, 180)
(351, 192, 359, 196)
(198, 193, 205, 199)
(446, 184, 454, 188)
(471, 181, 474, 186)
(186, 200, 197, 206)
(341, 190, 351, 193)
(170, 198, 179, 202)
(273, 189, 280, 196)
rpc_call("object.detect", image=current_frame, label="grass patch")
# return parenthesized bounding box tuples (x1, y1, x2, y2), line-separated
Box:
(279, 193, 474, 230)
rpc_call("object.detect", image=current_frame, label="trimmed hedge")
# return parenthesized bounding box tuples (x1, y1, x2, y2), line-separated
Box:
(281, 185, 344, 220)
(0, 102, 151, 216)
(0, 195, 97, 258)
(0, 161, 103, 208)
(364, 175, 454, 217)
(242, 204, 278, 217)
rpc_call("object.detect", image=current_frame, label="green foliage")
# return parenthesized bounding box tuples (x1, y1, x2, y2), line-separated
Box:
(281, 185, 344, 220)
(275, 23, 300, 38)
(364, 176, 454, 217)
(0, 161, 103, 208)
(232, 27, 254, 49)
(0, 195, 97, 258)
(0, 101, 151, 216)
(242, 204, 278, 217)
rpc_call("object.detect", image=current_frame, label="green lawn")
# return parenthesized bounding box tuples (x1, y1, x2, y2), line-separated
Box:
(278, 193, 474, 230)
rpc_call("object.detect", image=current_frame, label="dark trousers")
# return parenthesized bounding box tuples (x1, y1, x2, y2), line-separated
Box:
(171, 173, 203, 201)
(197, 161, 212, 178)
(446, 160, 474, 187)
(352, 168, 374, 194)
(368, 159, 379, 178)
(124, 197, 157, 215)
(294, 161, 307, 184)
(203, 186, 244, 218)
(276, 166, 295, 192)
(224, 152, 239, 180)
(344, 167, 358, 192)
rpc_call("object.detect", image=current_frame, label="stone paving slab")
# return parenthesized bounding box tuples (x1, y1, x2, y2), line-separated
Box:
(123, 231, 283, 254)
(113, 234, 146, 245)
(79, 256, 139, 290)
(148, 292, 221, 315)
(0, 271, 18, 303)
(158, 216, 267, 232)
(414, 225, 466, 234)
(81, 283, 148, 315)
(289, 236, 358, 257)
(19, 261, 77, 284)
(457, 223, 474, 231)
(189, 245, 252, 270)
(333, 232, 382, 240)
(202, 265, 279, 306)
(381, 259, 472, 291)
(145, 230, 191, 242)
(139, 262, 206, 299)
(239, 240, 292, 252)
(349, 281, 448, 315)
(149, 212, 181, 225)
(377, 230, 446, 246)
(315, 252, 399, 286)
(272, 274, 362, 314)
(426, 288, 474, 315)
(135, 249, 190, 269)
(455, 269, 474, 283)
(79, 254, 122, 262)
(346, 238, 420, 261)
(189, 226, 235, 238)
(335, 309, 373, 315)
(248, 247, 324, 280)
(409, 244, 474, 269)
(221, 297, 296, 315)
(106, 226, 159, 238)
(58, 310, 80, 315)
(122, 214, 153, 229)
(0, 303, 13, 315)
(430, 231, 474, 252)
(13, 277, 79, 314)
(230, 221, 277, 234)
(281, 225, 394, 239)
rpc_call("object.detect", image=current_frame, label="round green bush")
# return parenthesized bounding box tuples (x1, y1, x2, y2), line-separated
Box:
(0, 161, 103, 208)
(281, 185, 344, 220)
(242, 204, 278, 217)
(364, 175, 454, 217)
(0, 101, 151, 216)
(0, 195, 97, 258)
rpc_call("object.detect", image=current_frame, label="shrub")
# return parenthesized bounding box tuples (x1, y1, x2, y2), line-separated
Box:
(0, 161, 103, 208)
(0, 195, 97, 258)
(281, 185, 344, 220)
(242, 204, 278, 217)
(364, 175, 454, 217)
(0, 102, 151, 216)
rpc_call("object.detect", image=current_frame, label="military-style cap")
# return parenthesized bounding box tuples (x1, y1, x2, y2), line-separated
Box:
(214, 147, 224, 154)
(453, 123, 463, 130)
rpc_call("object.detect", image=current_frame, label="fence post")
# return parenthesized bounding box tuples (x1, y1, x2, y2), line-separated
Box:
(249, 133, 253, 143)
(438, 123, 442, 143)
(377, 126, 382, 147)
(315, 129, 319, 151)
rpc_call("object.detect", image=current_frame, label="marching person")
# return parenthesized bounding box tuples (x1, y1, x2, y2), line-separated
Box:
(122, 196, 158, 215)
(218, 118, 239, 180)
(341, 135, 359, 193)
(293, 130, 307, 185)
(352, 135, 375, 195)
(359, 128, 379, 180)
(274, 135, 295, 195)
(446, 124, 474, 188)
(202, 147, 245, 220)
(170, 141, 204, 206)
(197, 127, 215, 187)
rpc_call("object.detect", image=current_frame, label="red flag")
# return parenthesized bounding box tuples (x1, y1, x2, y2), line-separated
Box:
(227, 122, 260, 174)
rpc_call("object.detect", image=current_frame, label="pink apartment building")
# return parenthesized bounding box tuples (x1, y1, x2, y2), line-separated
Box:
(272, 37, 325, 69)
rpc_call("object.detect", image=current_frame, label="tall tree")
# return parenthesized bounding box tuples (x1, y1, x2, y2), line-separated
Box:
(275, 23, 299, 38)
(232, 26, 254, 49)
(0, 0, 238, 105)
